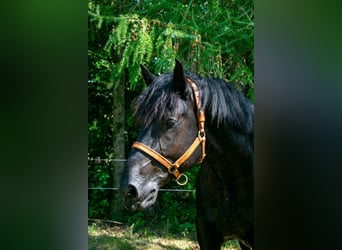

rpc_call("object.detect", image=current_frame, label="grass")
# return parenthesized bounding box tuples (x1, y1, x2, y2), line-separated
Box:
(88, 221, 241, 250)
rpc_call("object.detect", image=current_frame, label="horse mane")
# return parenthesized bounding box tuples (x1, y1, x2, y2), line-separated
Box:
(134, 71, 254, 135)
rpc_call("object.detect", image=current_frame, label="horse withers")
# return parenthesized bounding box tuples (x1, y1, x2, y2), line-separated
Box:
(120, 59, 254, 249)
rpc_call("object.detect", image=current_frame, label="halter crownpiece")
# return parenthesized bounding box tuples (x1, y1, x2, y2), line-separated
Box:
(186, 78, 206, 163)
(132, 78, 206, 185)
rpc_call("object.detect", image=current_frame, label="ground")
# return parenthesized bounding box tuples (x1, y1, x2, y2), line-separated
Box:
(88, 220, 240, 250)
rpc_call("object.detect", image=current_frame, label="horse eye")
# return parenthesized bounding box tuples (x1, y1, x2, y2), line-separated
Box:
(166, 119, 177, 129)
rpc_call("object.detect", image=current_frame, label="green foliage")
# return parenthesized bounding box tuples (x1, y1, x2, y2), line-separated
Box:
(134, 0, 254, 99)
(103, 15, 154, 89)
(160, 191, 197, 235)
(88, 162, 112, 218)
(88, 74, 114, 219)
(89, 9, 198, 90)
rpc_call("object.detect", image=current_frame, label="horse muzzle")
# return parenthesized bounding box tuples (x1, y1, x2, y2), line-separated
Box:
(121, 183, 158, 210)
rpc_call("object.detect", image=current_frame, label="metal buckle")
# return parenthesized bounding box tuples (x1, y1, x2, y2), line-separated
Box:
(168, 165, 177, 174)
(198, 130, 206, 140)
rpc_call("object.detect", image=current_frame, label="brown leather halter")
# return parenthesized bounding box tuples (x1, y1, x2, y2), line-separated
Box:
(132, 78, 206, 185)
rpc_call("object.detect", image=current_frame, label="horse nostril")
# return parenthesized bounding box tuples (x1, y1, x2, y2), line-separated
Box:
(127, 184, 138, 198)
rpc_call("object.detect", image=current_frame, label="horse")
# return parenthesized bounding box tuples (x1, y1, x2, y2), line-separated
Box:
(119, 59, 254, 250)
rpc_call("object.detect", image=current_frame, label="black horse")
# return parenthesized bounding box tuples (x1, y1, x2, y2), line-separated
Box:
(120, 59, 254, 249)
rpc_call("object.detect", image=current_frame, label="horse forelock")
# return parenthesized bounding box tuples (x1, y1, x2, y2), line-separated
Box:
(133, 73, 185, 128)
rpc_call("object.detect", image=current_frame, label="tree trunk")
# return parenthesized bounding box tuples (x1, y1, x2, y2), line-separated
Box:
(109, 81, 125, 219)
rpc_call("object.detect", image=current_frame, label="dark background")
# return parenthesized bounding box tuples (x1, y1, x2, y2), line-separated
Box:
(0, 1, 341, 249)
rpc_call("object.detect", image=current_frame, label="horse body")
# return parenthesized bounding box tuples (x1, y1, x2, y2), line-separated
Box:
(196, 127, 253, 249)
(120, 59, 253, 249)
(193, 77, 253, 249)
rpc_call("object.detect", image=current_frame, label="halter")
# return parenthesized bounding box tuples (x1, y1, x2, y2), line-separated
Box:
(132, 78, 206, 185)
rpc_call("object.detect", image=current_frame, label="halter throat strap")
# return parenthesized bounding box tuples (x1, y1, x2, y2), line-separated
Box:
(132, 78, 206, 185)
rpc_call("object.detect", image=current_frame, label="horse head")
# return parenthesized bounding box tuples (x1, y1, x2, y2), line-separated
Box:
(119, 60, 203, 210)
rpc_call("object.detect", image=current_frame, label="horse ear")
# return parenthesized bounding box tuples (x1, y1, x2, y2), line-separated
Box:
(140, 64, 156, 86)
(173, 59, 186, 95)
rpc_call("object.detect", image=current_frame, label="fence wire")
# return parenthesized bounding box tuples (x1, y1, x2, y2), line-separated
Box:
(88, 157, 127, 163)
(88, 187, 195, 192)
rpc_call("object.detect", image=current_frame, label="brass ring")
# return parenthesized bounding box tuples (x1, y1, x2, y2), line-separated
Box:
(175, 173, 188, 186)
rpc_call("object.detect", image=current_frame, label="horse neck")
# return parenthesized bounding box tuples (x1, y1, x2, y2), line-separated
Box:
(204, 124, 253, 180)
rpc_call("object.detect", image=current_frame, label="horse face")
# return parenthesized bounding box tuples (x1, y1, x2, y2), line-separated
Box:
(121, 107, 198, 210)
(120, 60, 201, 210)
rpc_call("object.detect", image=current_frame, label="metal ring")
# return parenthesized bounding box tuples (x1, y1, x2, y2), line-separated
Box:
(175, 173, 188, 186)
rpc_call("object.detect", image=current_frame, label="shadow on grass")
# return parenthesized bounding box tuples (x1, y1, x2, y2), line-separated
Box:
(89, 234, 134, 250)
(88, 223, 240, 250)
(88, 224, 188, 250)
(88, 234, 188, 250)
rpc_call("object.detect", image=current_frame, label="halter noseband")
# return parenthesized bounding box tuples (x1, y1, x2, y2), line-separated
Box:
(132, 78, 206, 185)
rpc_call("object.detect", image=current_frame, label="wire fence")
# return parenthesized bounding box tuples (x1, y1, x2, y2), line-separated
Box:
(88, 157, 127, 163)
(88, 157, 196, 192)
(88, 187, 195, 192)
